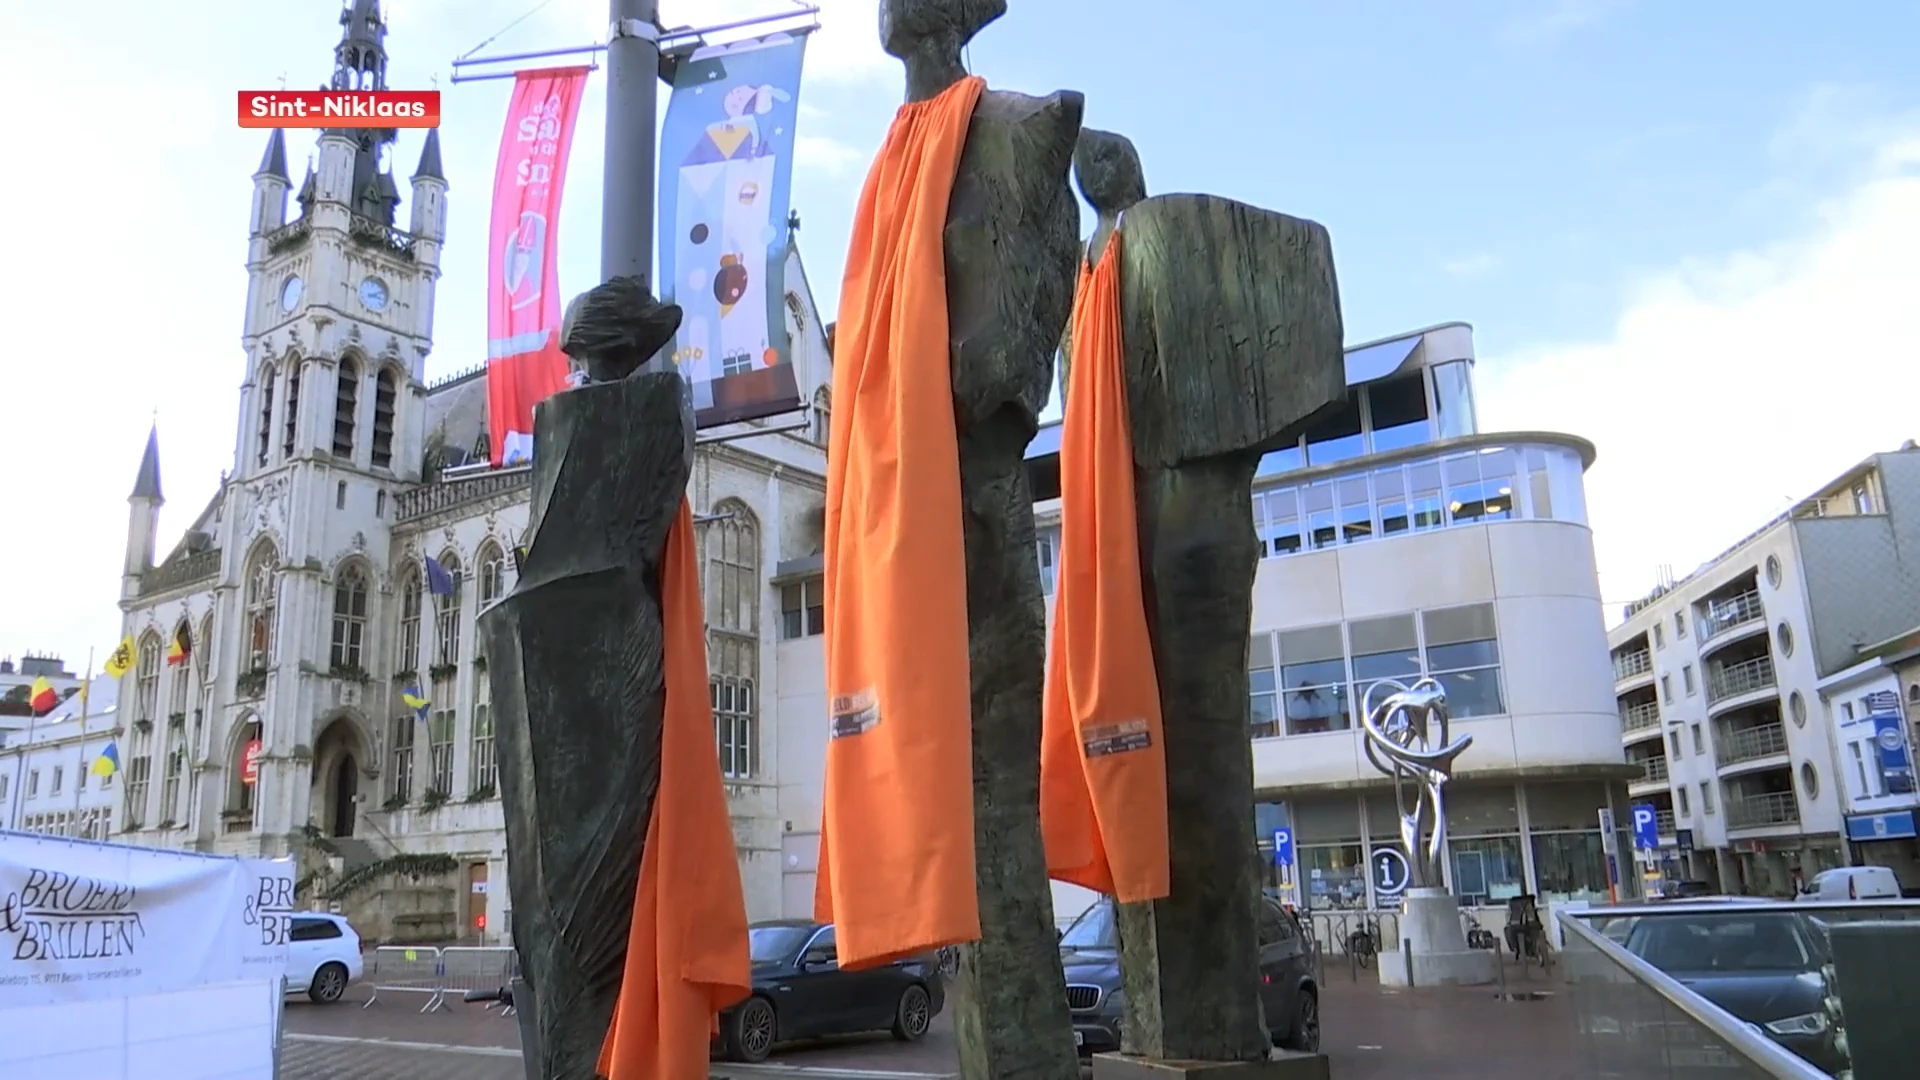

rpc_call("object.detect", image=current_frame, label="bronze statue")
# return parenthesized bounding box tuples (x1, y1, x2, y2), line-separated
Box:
(479, 276, 691, 1080)
(1068, 129, 1347, 1067)
(880, 1, 1085, 1077)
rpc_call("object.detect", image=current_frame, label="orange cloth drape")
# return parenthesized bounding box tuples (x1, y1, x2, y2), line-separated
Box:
(1038, 232, 1171, 903)
(814, 76, 987, 970)
(598, 498, 752, 1079)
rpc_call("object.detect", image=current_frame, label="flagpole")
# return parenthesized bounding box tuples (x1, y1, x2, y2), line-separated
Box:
(73, 648, 93, 825)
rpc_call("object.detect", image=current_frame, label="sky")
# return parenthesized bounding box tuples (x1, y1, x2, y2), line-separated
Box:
(2, 0, 1918, 669)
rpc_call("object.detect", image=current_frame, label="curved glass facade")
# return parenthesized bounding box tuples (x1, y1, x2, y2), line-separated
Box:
(1251, 440, 1589, 558)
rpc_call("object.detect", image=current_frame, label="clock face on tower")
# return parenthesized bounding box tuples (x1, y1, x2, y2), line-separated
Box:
(279, 275, 303, 312)
(359, 277, 389, 312)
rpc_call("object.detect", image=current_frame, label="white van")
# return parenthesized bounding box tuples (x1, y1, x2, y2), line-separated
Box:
(1806, 866, 1901, 901)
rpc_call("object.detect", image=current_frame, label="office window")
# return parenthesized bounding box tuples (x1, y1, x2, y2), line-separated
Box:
(780, 579, 825, 640)
(389, 715, 415, 803)
(1364, 372, 1431, 453)
(1349, 614, 1421, 718)
(1036, 529, 1060, 593)
(1669, 731, 1683, 758)
(330, 565, 369, 671)
(1249, 634, 1279, 739)
(1678, 786, 1691, 816)
(1301, 482, 1337, 550)
(1661, 675, 1673, 704)
(1692, 723, 1704, 755)
(1851, 742, 1873, 796)
(470, 670, 495, 796)
(1302, 394, 1364, 467)
(28, 770, 39, 798)
(1674, 612, 1687, 639)
(1700, 782, 1715, 814)
(1653, 623, 1665, 649)
(1682, 665, 1696, 696)
(1421, 604, 1504, 718)
(1841, 702, 1855, 722)
(1279, 624, 1350, 735)
(1256, 488, 1301, 556)
(51, 767, 62, 796)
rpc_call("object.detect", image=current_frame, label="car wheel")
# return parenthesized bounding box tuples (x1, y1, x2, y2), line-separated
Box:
(1281, 988, 1320, 1053)
(891, 983, 933, 1042)
(308, 962, 349, 1004)
(726, 995, 778, 1064)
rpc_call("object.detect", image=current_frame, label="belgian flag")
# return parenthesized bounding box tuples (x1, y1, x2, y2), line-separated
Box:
(165, 625, 190, 666)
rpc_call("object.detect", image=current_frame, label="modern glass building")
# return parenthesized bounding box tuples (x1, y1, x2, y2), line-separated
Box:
(1029, 322, 1637, 926)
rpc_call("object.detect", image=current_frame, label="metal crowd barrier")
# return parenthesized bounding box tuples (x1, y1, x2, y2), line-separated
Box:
(362, 944, 519, 1016)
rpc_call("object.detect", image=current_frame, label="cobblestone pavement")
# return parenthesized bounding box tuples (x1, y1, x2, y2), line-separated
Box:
(282, 960, 1578, 1079)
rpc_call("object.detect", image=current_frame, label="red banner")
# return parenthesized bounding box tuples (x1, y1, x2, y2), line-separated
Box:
(486, 67, 590, 467)
(242, 739, 263, 787)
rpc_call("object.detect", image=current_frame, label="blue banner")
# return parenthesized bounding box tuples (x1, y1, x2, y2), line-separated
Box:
(657, 30, 811, 430)
(1872, 713, 1915, 795)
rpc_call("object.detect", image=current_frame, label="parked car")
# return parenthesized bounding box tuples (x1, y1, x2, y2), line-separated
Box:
(1059, 896, 1318, 1060)
(1615, 909, 1844, 1073)
(717, 920, 946, 1064)
(1804, 866, 1900, 901)
(285, 912, 363, 1004)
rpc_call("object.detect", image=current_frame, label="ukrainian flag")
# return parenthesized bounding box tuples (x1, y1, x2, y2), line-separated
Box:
(91, 741, 120, 779)
(401, 684, 430, 722)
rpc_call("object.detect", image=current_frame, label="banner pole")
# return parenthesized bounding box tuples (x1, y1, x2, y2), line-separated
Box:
(602, 0, 662, 327)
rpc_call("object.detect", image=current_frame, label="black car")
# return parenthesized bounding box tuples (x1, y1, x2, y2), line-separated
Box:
(717, 920, 947, 1064)
(1058, 896, 1320, 1059)
(1614, 909, 1845, 1074)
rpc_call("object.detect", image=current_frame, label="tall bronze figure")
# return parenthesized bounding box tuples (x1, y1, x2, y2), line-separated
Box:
(479, 277, 690, 1080)
(1066, 129, 1348, 1071)
(879, 1, 1086, 1077)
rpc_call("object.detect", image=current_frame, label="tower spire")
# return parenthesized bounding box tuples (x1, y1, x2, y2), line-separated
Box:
(131, 424, 163, 503)
(327, 0, 400, 225)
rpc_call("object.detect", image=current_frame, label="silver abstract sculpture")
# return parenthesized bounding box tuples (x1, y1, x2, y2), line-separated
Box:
(1361, 678, 1473, 890)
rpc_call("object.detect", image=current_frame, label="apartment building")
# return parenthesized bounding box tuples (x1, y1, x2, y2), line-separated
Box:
(1815, 623, 1920, 886)
(1607, 443, 1920, 896)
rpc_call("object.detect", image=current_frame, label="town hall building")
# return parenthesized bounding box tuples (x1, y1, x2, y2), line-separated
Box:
(105, 0, 835, 942)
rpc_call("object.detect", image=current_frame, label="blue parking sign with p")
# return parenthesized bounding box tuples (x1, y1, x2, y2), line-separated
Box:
(1272, 828, 1294, 869)
(1631, 803, 1659, 851)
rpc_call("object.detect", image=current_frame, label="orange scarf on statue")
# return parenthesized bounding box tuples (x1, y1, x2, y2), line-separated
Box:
(1039, 231, 1172, 903)
(815, 75, 987, 970)
(598, 498, 751, 1078)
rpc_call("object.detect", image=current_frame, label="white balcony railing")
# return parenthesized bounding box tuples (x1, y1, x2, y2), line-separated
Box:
(1614, 651, 1653, 683)
(1621, 701, 1661, 732)
(1726, 791, 1800, 830)
(1708, 656, 1776, 704)
(1699, 589, 1765, 643)
(1717, 723, 1788, 767)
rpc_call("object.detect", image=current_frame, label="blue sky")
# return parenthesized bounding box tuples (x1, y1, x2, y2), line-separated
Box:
(4, 0, 1919, 663)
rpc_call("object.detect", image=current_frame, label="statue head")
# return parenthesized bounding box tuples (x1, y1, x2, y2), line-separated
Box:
(1074, 128, 1147, 216)
(560, 275, 684, 382)
(879, 0, 1006, 61)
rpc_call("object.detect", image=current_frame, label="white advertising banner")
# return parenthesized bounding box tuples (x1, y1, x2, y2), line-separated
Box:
(0, 832, 291, 1008)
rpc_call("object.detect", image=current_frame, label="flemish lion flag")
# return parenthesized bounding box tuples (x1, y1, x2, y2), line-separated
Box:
(104, 635, 135, 678)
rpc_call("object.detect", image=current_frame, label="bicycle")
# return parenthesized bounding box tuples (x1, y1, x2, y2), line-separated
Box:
(1346, 914, 1380, 968)
(1462, 911, 1498, 951)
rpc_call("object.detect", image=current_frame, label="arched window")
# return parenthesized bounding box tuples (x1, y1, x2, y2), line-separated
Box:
(433, 551, 463, 666)
(389, 713, 415, 804)
(478, 542, 507, 605)
(705, 501, 760, 778)
(811, 386, 831, 448)
(330, 564, 369, 671)
(371, 367, 398, 469)
(196, 614, 215, 749)
(255, 365, 276, 467)
(244, 543, 279, 673)
(166, 621, 191, 722)
(228, 716, 262, 826)
(135, 632, 161, 723)
(332, 357, 360, 459)
(281, 357, 302, 458)
(397, 561, 422, 674)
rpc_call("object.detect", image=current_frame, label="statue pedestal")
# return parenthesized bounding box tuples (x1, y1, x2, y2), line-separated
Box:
(1377, 887, 1498, 988)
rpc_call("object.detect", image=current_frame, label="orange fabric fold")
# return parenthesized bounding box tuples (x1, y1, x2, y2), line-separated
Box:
(815, 75, 987, 970)
(598, 497, 752, 1079)
(1039, 233, 1171, 903)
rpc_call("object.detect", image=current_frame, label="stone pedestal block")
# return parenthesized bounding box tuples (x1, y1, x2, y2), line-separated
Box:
(1376, 886, 1498, 988)
(1091, 1050, 1332, 1080)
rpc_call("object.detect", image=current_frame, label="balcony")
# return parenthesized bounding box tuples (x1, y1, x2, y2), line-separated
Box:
(1614, 650, 1653, 683)
(1698, 588, 1765, 647)
(1631, 757, 1670, 786)
(1707, 655, 1776, 705)
(1620, 701, 1661, 733)
(1717, 722, 1788, 768)
(1655, 809, 1677, 835)
(1726, 790, 1801, 830)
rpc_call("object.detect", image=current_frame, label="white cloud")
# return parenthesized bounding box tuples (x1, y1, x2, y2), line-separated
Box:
(1443, 253, 1501, 279)
(1476, 114, 1920, 623)
(795, 133, 866, 175)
